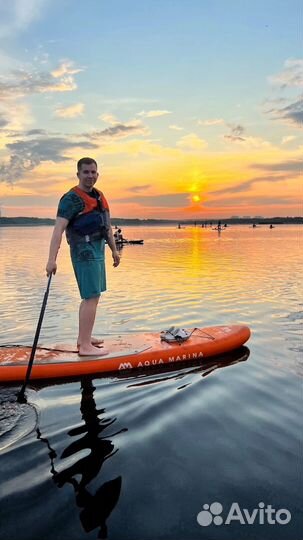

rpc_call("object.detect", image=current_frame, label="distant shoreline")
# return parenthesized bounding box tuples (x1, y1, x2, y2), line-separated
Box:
(0, 216, 302, 227)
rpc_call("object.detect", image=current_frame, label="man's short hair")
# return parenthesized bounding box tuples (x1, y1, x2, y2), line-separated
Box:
(77, 157, 98, 171)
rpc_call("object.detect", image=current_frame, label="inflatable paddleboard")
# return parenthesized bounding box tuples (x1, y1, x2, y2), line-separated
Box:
(0, 325, 250, 382)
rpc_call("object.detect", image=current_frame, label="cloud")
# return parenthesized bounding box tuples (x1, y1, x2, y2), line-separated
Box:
(99, 114, 118, 125)
(225, 136, 272, 148)
(265, 59, 303, 127)
(198, 118, 225, 126)
(265, 96, 303, 127)
(169, 125, 184, 131)
(51, 60, 83, 78)
(0, 102, 34, 133)
(204, 194, 298, 208)
(127, 184, 152, 193)
(0, 61, 82, 99)
(268, 58, 303, 89)
(0, 0, 47, 38)
(176, 133, 208, 150)
(113, 192, 189, 207)
(252, 159, 303, 172)
(209, 174, 298, 196)
(223, 134, 246, 142)
(222, 124, 272, 148)
(208, 160, 302, 196)
(98, 114, 150, 137)
(99, 97, 159, 105)
(54, 103, 85, 118)
(4, 128, 48, 138)
(0, 113, 8, 128)
(0, 136, 97, 183)
(224, 124, 245, 142)
(86, 121, 149, 140)
(138, 110, 172, 118)
(281, 135, 296, 145)
(26, 128, 48, 136)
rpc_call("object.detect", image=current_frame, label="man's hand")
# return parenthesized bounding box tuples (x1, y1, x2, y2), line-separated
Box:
(112, 251, 120, 267)
(46, 261, 57, 276)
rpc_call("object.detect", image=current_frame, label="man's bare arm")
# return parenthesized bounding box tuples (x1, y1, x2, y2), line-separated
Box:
(106, 227, 120, 267)
(46, 217, 69, 275)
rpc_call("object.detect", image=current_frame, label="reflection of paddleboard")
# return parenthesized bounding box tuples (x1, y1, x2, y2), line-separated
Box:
(0, 325, 250, 382)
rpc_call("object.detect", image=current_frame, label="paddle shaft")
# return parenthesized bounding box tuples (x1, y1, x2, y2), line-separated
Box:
(17, 274, 52, 401)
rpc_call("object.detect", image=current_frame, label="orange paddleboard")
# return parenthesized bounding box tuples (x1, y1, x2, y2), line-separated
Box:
(0, 325, 250, 382)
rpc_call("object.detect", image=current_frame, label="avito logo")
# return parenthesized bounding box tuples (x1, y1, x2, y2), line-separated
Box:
(197, 502, 291, 527)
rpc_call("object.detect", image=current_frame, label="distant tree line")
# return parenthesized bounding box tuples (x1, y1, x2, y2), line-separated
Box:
(0, 216, 302, 227)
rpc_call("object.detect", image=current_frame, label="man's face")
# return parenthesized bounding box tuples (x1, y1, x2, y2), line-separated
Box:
(77, 163, 99, 191)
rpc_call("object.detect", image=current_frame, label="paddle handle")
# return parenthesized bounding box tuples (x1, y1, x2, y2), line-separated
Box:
(17, 274, 52, 402)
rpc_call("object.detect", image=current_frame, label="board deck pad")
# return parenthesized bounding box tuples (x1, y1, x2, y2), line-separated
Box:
(0, 325, 251, 382)
(2, 340, 153, 365)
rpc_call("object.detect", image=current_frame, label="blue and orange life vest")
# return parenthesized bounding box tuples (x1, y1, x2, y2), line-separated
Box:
(66, 186, 110, 246)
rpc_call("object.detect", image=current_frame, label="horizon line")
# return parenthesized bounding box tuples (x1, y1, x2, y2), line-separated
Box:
(0, 216, 302, 222)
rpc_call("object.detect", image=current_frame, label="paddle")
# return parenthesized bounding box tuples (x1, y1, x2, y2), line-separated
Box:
(17, 274, 52, 402)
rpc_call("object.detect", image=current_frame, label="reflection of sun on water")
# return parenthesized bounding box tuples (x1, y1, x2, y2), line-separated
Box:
(1, 225, 301, 342)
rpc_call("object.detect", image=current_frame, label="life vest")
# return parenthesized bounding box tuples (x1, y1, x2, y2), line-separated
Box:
(66, 186, 110, 246)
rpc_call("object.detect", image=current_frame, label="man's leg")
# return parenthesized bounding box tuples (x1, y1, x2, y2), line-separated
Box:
(77, 296, 108, 356)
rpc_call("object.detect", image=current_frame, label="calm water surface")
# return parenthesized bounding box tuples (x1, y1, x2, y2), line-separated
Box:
(0, 225, 302, 540)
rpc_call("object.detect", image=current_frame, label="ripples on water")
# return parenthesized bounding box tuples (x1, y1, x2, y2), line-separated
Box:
(0, 225, 302, 540)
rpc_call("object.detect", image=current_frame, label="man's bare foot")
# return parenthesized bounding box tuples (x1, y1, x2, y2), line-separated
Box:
(77, 337, 104, 349)
(78, 344, 109, 356)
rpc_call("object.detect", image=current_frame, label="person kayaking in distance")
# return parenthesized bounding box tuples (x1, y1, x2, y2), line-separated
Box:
(114, 228, 124, 244)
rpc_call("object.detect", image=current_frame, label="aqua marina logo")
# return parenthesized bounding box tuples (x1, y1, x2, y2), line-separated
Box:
(197, 502, 291, 527)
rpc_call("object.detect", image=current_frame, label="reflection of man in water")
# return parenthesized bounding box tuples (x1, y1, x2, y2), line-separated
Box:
(38, 378, 126, 539)
(71, 475, 122, 539)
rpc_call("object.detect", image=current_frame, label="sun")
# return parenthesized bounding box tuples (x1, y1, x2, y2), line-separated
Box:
(192, 194, 201, 203)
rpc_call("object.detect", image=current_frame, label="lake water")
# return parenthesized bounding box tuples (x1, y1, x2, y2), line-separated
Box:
(0, 224, 302, 540)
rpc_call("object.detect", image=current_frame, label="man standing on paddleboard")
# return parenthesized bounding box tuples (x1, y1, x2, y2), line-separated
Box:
(46, 157, 120, 356)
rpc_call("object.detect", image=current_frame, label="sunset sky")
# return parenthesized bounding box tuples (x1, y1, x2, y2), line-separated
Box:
(0, 0, 302, 219)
